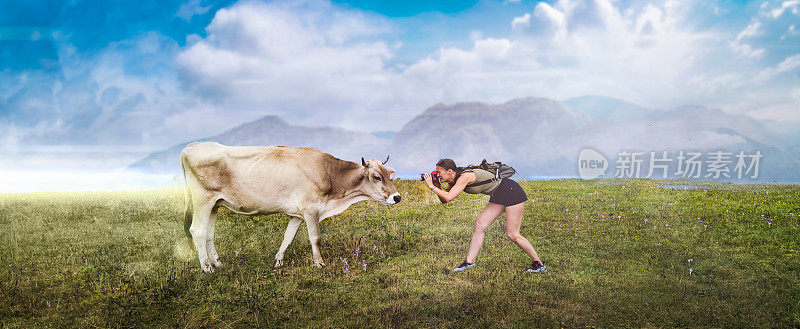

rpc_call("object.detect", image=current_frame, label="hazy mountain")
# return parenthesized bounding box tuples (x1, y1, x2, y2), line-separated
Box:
(565, 95, 799, 151)
(561, 96, 800, 182)
(564, 95, 659, 124)
(127, 95, 800, 184)
(388, 97, 597, 176)
(371, 131, 397, 140)
(126, 115, 389, 175)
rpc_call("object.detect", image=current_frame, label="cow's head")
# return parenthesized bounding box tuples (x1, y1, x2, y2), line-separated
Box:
(361, 155, 401, 205)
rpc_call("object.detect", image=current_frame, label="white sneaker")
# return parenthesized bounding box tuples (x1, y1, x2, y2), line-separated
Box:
(453, 261, 475, 272)
(527, 261, 546, 273)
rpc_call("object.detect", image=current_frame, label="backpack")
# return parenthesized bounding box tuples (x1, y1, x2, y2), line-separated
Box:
(464, 159, 516, 188)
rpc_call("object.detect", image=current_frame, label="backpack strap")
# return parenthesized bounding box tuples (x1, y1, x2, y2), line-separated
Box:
(466, 177, 500, 188)
(465, 167, 502, 188)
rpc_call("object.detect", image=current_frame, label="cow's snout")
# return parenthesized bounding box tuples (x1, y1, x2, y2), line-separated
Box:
(386, 192, 402, 204)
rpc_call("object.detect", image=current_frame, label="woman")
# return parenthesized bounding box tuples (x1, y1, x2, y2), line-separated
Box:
(423, 158, 546, 273)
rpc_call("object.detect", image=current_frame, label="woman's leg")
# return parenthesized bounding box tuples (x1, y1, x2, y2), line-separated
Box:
(505, 202, 541, 262)
(465, 202, 506, 263)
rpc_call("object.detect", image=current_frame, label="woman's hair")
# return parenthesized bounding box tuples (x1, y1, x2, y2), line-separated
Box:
(436, 158, 468, 190)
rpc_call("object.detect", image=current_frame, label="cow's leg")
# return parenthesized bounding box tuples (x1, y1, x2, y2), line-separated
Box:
(190, 198, 217, 273)
(274, 216, 302, 268)
(303, 211, 325, 267)
(206, 206, 222, 268)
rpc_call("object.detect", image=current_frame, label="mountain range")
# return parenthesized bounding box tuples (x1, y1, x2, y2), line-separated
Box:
(127, 95, 800, 183)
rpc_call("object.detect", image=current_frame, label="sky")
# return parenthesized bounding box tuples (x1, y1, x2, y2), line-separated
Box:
(1, 0, 799, 191)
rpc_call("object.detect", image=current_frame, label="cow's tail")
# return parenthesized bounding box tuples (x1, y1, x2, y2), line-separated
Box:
(181, 153, 195, 252)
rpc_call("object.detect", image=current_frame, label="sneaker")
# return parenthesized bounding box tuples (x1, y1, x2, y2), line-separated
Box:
(452, 260, 475, 272)
(527, 261, 546, 273)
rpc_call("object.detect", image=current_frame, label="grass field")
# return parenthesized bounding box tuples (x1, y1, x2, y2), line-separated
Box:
(1, 178, 799, 328)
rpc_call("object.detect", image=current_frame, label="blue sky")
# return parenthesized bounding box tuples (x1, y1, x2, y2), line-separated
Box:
(1, 0, 799, 190)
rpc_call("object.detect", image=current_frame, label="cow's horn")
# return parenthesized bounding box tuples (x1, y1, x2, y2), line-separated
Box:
(382, 155, 390, 165)
(361, 157, 367, 166)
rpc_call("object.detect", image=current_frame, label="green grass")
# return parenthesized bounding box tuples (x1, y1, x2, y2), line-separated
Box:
(1, 179, 799, 328)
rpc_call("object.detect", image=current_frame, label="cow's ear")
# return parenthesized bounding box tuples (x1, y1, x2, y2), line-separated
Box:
(361, 157, 367, 167)
(385, 166, 396, 180)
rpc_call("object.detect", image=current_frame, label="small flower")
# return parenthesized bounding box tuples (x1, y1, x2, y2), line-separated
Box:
(362, 260, 367, 271)
(566, 208, 569, 212)
(687, 259, 693, 262)
(46, 301, 50, 307)
(689, 268, 693, 275)
(644, 219, 648, 222)
(704, 224, 707, 228)
(235, 248, 241, 256)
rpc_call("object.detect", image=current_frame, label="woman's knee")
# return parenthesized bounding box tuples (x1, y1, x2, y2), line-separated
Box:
(474, 222, 490, 233)
(506, 230, 523, 241)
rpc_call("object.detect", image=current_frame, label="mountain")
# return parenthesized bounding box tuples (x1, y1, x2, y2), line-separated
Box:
(126, 115, 389, 175)
(126, 95, 800, 184)
(371, 131, 398, 140)
(388, 97, 597, 176)
(564, 95, 659, 124)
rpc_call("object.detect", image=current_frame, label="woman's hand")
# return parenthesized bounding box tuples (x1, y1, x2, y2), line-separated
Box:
(423, 173, 435, 188)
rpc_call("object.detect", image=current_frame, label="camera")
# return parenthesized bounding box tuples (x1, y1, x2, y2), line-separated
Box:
(420, 171, 439, 182)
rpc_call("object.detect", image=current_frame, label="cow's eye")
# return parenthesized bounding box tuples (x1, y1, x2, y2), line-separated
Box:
(374, 175, 382, 181)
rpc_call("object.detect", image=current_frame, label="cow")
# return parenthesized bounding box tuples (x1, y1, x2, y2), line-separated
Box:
(180, 141, 401, 273)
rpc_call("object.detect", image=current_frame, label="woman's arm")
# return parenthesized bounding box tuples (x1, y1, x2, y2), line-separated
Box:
(432, 180, 447, 203)
(426, 172, 474, 203)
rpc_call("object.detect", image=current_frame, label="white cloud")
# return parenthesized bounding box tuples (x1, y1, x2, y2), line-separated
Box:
(176, 0, 400, 129)
(730, 20, 765, 59)
(769, 0, 800, 18)
(754, 54, 800, 81)
(177, 0, 796, 128)
(511, 13, 531, 30)
(176, 0, 212, 21)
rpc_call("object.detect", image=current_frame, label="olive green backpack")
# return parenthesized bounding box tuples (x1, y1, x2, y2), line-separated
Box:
(464, 159, 516, 188)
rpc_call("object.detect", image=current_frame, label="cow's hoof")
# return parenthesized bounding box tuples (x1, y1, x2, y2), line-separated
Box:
(212, 261, 223, 268)
(274, 259, 284, 268)
(313, 262, 326, 268)
(201, 260, 215, 273)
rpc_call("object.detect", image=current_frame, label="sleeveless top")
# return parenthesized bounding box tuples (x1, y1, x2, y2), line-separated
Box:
(459, 168, 502, 195)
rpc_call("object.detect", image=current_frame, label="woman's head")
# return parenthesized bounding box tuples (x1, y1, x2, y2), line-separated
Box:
(435, 158, 461, 184)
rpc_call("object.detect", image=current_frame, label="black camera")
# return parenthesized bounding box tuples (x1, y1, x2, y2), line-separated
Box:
(420, 171, 439, 182)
